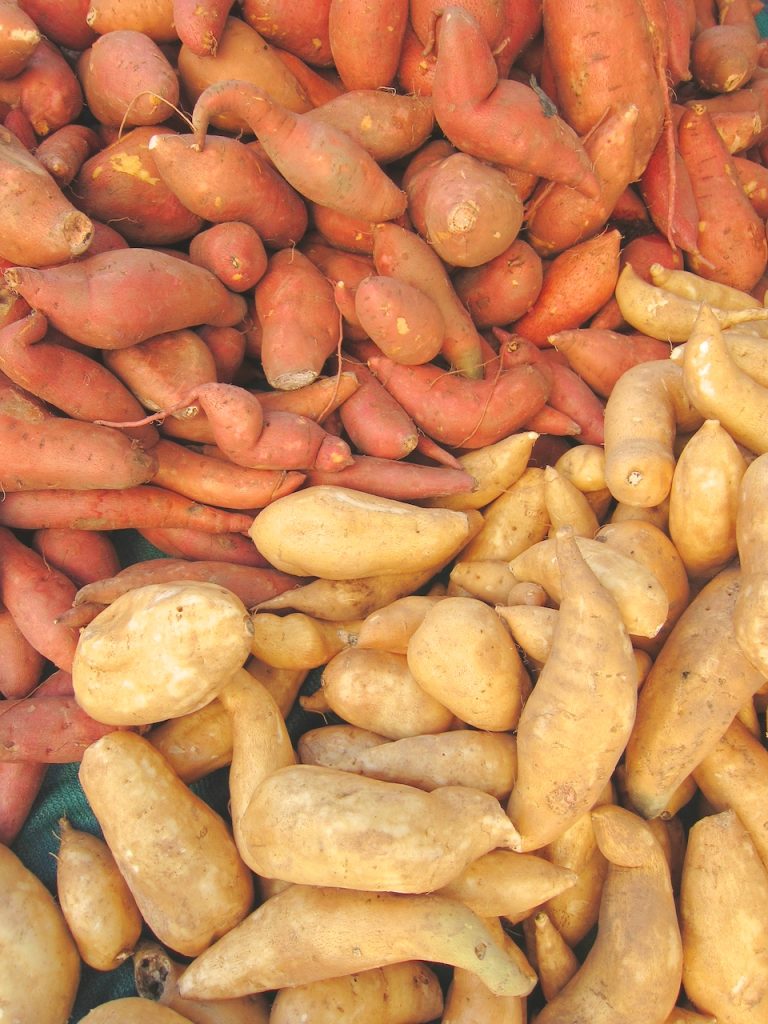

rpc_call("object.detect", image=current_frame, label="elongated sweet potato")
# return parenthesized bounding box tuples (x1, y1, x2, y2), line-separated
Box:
(305, 89, 433, 164)
(173, 0, 234, 56)
(4, 249, 248, 349)
(328, 0, 408, 90)
(0, 124, 93, 267)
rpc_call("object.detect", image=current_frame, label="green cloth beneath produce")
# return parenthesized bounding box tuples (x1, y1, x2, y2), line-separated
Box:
(10, 530, 325, 1021)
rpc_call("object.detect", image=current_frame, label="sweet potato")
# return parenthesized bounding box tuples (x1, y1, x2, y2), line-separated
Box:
(306, 454, 476, 501)
(353, 275, 444, 365)
(336, 348, 420, 459)
(74, 127, 205, 246)
(30, 528, 120, 588)
(372, 222, 487, 377)
(542, 0, 666, 180)
(368, 353, 551, 449)
(0, 602, 45, 698)
(188, 221, 267, 292)
(0, 414, 159, 491)
(134, 528, 272, 567)
(0, 841, 81, 1024)
(549, 327, 672, 398)
(147, 132, 308, 249)
(0, 0, 39, 80)
(452, 238, 543, 330)
(396, 22, 438, 96)
(77, 30, 179, 128)
(84, 0, 177, 40)
(177, 885, 537, 999)
(240, 0, 333, 66)
(328, 0, 408, 90)
(691, 15, 759, 93)
(432, 7, 599, 195)
(34, 123, 101, 186)
(0, 486, 254, 533)
(507, 529, 637, 850)
(305, 89, 433, 164)
(0, 692, 122, 762)
(0, 124, 93, 267)
(535, 806, 682, 1024)
(253, 248, 338, 390)
(679, 103, 768, 290)
(4, 249, 248, 350)
(173, 0, 234, 56)
(0, 37, 82, 136)
(17, 0, 95, 50)
(192, 80, 407, 223)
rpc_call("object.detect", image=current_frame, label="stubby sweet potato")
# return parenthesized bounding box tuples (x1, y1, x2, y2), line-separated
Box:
(0, 0, 39, 80)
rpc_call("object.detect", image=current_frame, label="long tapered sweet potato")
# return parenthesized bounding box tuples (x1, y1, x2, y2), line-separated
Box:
(431, 7, 600, 196)
(147, 132, 308, 249)
(0, 124, 93, 267)
(4, 249, 248, 349)
(191, 80, 407, 223)
(328, 0, 408, 91)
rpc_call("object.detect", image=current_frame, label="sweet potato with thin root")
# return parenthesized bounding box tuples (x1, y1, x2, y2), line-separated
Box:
(147, 132, 308, 249)
(77, 30, 179, 128)
(431, 7, 599, 196)
(200, 410, 354, 472)
(0, 487, 254, 533)
(0, 124, 93, 267)
(368, 353, 551, 449)
(4, 249, 248, 350)
(191, 80, 407, 223)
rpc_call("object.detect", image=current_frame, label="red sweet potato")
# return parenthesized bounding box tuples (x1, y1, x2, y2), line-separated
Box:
(0, 0, 39, 80)
(73, 127, 205, 246)
(135, 529, 271, 567)
(0, 311, 160, 449)
(177, 16, 313, 129)
(34, 124, 101, 186)
(84, 0, 177, 41)
(4, 249, 248, 350)
(549, 328, 673, 397)
(31, 529, 121, 589)
(191, 80, 408, 223)
(173, 0, 235, 56)
(452, 239, 544, 330)
(0, 694, 124, 762)
(17, 0, 95, 50)
(240, 0, 334, 66)
(306, 454, 477, 500)
(679, 102, 768, 289)
(188, 222, 268, 292)
(0, 526, 79, 671)
(354, 275, 445, 365)
(254, 248, 339, 390)
(328, 0, 408, 91)
(432, 6, 600, 196)
(367, 353, 551, 448)
(339, 343, 420, 459)
(150, 438, 306, 510)
(0, 125, 93, 267)
(0, 37, 82, 136)
(0, 604, 45, 699)
(147, 132, 309, 249)
(77, 30, 179, 129)
(0, 487, 255, 533)
(197, 325, 246, 384)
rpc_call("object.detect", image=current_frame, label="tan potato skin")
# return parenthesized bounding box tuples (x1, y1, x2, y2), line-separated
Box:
(668, 419, 747, 579)
(603, 358, 704, 508)
(442, 917, 527, 1024)
(238, 763, 522, 890)
(356, 595, 443, 653)
(424, 431, 539, 511)
(460, 467, 550, 562)
(436, 849, 578, 924)
(56, 818, 143, 971)
(317, 645, 455, 737)
(269, 961, 444, 1024)
(680, 810, 768, 1023)
(734, 452, 768, 676)
(407, 595, 529, 730)
(79, 732, 254, 958)
(543, 465, 600, 538)
(72, 581, 255, 726)
(0, 841, 80, 1024)
(507, 529, 638, 851)
(509, 533, 669, 639)
(528, 910, 579, 1002)
(249, 485, 479, 580)
(535, 805, 682, 1024)
(178, 885, 538, 1000)
(693, 716, 768, 870)
(79, 998, 195, 1022)
(623, 565, 766, 820)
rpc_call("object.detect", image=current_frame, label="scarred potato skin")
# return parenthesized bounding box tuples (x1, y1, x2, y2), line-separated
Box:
(79, 731, 255, 958)
(0, 841, 81, 1024)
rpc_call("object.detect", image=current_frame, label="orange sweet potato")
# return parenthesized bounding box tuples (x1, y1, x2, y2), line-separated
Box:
(452, 239, 544, 330)
(0, 124, 93, 267)
(135, 527, 271, 567)
(191, 80, 408, 223)
(73, 127, 205, 246)
(0, 603, 45, 699)
(77, 30, 179, 128)
(16, 0, 95, 50)
(147, 132, 309, 249)
(84, 0, 177, 40)
(0, 0, 39, 80)
(328, 0, 408, 90)
(188, 222, 268, 292)
(173, 0, 234, 55)
(0, 37, 82, 136)
(240, 0, 334, 66)
(31, 529, 120, 589)
(354, 276, 445, 365)
(34, 124, 101, 186)
(4, 249, 248, 350)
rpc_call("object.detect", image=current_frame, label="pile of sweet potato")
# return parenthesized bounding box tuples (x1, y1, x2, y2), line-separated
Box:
(3, 0, 768, 1021)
